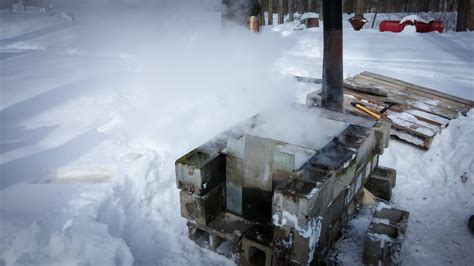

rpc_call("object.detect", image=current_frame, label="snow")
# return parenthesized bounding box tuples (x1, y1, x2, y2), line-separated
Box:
(300, 12, 319, 20)
(273, 211, 319, 239)
(376, 202, 392, 212)
(371, 218, 390, 225)
(400, 15, 430, 24)
(367, 232, 395, 248)
(401, 24, 418, 33)
(332, 111, 474, 265)
(387, 112, 438, 137)
(1, 3, 474, 266)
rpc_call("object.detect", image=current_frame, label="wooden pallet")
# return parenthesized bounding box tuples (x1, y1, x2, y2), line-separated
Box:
(343, 72, 474, 149)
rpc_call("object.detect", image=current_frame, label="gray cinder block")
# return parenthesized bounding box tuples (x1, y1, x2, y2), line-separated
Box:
(374, 121, 391, 155)
(176, 150, 226, 196)
(180, 183, 225, 225)
(272, 178, 324, 265)
(363, 207, 409, 266)
(241, 228, 276, 266)
(372, 166, 397, 188)
(365, 166, 397, 201)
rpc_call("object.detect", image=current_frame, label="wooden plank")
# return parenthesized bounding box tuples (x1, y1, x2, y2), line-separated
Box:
(352, 76, 460, 119)
(341, 71, 474, 150)
(405, 109, 450, 128)
(361, 71, 474, 107)
(354, 74, 462, 111)
(354, 75, 462, 116)
(344, 87, 450, 128)
(390, 127, 432, 150)
(345, 92, 440, 137)
(344, 104, 432, 149)
(343, 93, 438, 150)
(386, 112, 438, 138)
(295, 75, 322, 84)
(357, 73, 472, 115)
(344, 79, 388, 97)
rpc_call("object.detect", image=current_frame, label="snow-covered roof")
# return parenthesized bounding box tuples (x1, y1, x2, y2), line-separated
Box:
(301, 12, 319, 20)
(400, 15, 429, 24)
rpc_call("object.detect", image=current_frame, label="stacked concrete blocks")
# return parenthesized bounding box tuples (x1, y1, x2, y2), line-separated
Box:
(175, 104, 396, 265)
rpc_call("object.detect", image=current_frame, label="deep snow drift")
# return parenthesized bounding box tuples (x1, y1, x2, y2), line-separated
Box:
(1, 3, 473, 266)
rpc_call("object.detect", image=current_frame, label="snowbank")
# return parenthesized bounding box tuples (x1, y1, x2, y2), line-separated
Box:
(330, 110, 474, 265)
(1, 5, 473, 266)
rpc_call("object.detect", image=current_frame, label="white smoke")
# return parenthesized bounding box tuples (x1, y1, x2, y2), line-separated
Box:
(49, 0, 298, 153)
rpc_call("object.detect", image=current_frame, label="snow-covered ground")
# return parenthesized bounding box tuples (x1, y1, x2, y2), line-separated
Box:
(1, 4, 473, 266)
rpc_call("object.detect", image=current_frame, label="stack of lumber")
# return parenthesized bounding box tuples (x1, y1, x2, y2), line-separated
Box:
(343, 72, 474, 149)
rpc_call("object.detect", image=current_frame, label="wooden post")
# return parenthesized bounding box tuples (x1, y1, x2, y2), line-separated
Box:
(288, 0, 294, 21)
(371, 0, 380, 29)
(260, 0, 266, 25)
(319, 2, 323, 20)
(296, 0, 303, 14)
(278, 0, 284, 24)
(457, 0, 468, 31)
(268, 0, 273, 25)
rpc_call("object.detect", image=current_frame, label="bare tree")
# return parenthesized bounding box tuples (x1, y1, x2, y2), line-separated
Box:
(288, 0, 294, 21)
(457, 0, 468, 31)
(430, 0, 441, 11)
(268, 0, 273, 25)
(354, 0, 364, 17)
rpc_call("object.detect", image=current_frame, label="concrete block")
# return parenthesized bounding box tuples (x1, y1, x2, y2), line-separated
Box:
(273, 178, 320, 230)
(180, 183, 225, 225)
(333, 159, 358, 200)
(364, 170, 392, 201)
(226, 156, 244, 215)
(242, 187, 273, 223)
(318, 190, 345, 252)
(374, 121, 391, 154)
(363, 223, 403, 266)
(363, 207, 409, 266)
(271, 226, 292, 260)
(187, 223, 211, 247)
(354, 129, 376, 170)
(374, 208, 409, 233)
(176, 150, 226, 196)
(272, 178, 325, 265)
(241, 228, 276, 266)
(372, 166, 397, 188)
(243, 135, 275, 191)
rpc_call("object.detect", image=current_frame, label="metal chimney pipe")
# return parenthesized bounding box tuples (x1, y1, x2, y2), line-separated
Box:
(321, 0, 343, 112)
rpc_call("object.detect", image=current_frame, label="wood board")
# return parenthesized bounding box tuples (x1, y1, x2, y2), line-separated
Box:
(343, 72, 474, 149)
